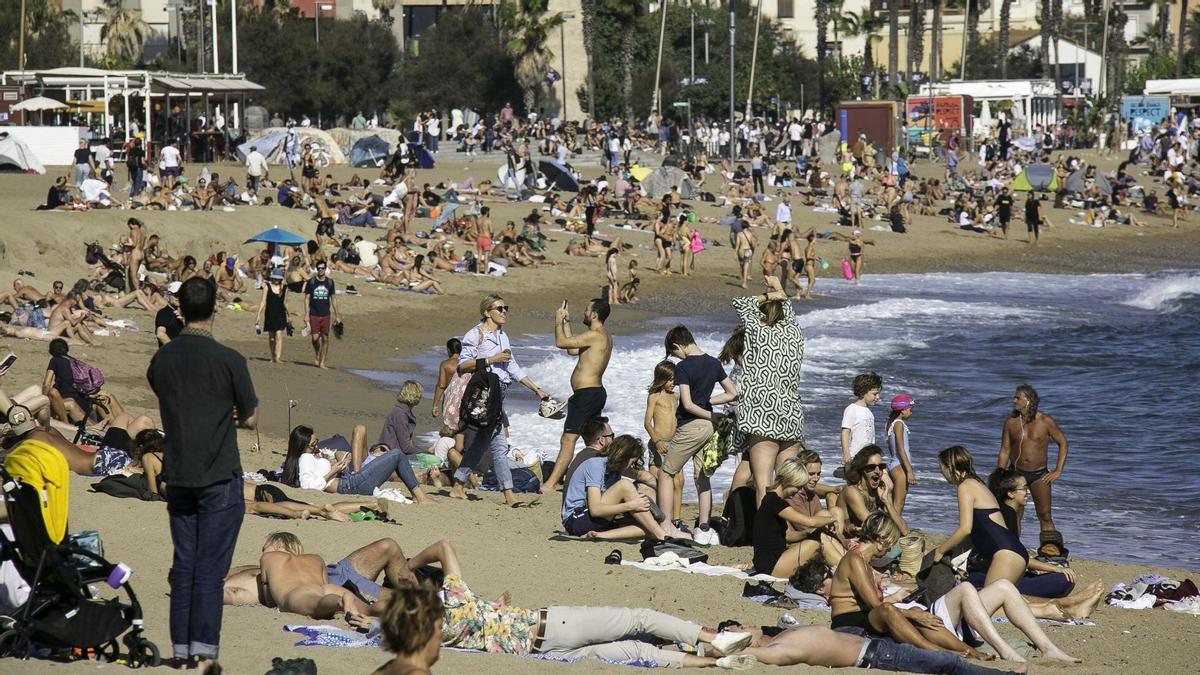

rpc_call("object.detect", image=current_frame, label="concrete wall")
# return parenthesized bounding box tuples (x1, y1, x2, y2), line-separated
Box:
(548, 0, 587, 121)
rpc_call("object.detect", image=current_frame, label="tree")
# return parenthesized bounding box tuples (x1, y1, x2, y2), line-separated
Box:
(906, 0, 925, 89)
(599, 0, 645, 123)
(839, 7, 886, 89)
(998, 0, 1013, 78)
(581, 0, 597, 117)
(372, 0, 397, 24)
(931, 0, 943, 82)
(397, 9, 520, 115)
(1, 0, 75, 69)
(888, 0, 899, 93)
(816, 0, 830, 109)
(99, 0, 151, 67)
(1040, 0, 1052, 77)
(1178, 0, 1190, 77)
(498, 0, 565, 114)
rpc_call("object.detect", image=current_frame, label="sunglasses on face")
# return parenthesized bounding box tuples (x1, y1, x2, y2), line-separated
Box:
(490, 305, 510, 313)
(865, 463, 887, 472)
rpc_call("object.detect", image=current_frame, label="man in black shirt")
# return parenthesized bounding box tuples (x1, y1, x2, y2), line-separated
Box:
(154, 287, 184, 347)
(996, 187, 1014, 239)
(146, 277, 257, 669)
(127, 137, 146, 197)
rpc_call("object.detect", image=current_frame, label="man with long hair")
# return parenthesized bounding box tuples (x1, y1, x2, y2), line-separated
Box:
(997, 384, 1069, 554)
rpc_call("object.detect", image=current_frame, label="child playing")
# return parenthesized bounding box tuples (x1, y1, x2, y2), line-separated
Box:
(643, 360, 683, 525)
(619, 259, 640, 304)
(884, 394, 916, 513)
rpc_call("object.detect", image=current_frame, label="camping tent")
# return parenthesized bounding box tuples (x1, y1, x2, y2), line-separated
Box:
(640, 167, 697, 200)
(0, 133, 46, 174)
(350, 135, 392, 168)
(1011, 163, 1058, 191)
(1065, 169, 1112, 196)
(538, 160, 580, 192)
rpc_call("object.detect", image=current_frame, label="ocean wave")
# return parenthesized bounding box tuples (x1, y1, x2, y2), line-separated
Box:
(796, 298, 1049, 329)
(1121, 274, 1200, 312)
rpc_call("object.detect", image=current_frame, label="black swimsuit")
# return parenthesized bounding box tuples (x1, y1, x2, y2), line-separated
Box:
(970, 507, 1028, 565)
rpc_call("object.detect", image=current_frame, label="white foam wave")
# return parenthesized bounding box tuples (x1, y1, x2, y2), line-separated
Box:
(1122, 274, 1200, 312)
(797, 298, 1048, 330)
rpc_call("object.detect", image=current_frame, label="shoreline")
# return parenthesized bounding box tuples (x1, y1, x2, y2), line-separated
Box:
(2, 154, 1200, 672)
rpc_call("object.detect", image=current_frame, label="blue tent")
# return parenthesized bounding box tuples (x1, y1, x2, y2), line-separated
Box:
(350, 135, 392, 168)
(406, 143, 436, 169)
(236, 131, 286, 163)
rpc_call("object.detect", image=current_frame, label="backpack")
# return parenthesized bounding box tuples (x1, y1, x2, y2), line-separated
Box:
(68, 356, 105, 396)
(717, 485, 757, 547)
(459, 358, 503, 429)
(639, 538, 708, 564)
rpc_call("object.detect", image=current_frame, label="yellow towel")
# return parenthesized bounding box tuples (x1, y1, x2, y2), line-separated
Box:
(4, 438, 71, 544)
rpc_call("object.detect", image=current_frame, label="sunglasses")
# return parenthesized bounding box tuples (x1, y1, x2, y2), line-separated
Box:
(865, 463, 888, 472)
(490, 305, 510, 313)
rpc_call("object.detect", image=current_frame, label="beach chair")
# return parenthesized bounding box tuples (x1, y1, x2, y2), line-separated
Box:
(0, 441, 159, 666)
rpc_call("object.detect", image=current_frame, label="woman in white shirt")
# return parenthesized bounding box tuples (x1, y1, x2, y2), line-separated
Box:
(280, 425, 435, 504)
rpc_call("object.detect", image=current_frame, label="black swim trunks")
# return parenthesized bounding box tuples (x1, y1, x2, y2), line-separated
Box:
(791, 259, 804, 274)
(563, 386, 607, 434)
(317, 217, 335, 237)
(1013, 465, 1048, 487)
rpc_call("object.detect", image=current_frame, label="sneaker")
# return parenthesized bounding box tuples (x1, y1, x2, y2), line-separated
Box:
(710, 631, 753, 655)
(372, 487, 412, 504)
(716, 655, 757, 670)
(538, 397, 567, 419)
(672, 520, 692, 535)
(693, 526, 720, 547)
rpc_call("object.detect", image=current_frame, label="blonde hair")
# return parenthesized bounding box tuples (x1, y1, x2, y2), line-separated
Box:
(397, 380, 424, 407)
(264, 531, 302, 555)
(859, 512, 901, 549)
(439, 424, 454, 438)
(381, 585, 443, 656)
(772, 458, 811, 489)
(479, 293, 504, 318)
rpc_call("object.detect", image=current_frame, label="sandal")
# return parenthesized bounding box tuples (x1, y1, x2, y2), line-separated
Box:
(604, 549, 622, 565)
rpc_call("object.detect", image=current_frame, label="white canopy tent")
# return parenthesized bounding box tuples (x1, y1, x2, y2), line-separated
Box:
(917, 80, 1060, 135)
(1143, 79, 1200, 97)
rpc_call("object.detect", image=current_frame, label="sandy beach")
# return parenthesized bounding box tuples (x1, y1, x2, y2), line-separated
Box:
(2, 150, 1199, 674)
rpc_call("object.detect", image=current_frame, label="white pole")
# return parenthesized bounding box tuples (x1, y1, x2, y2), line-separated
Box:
(231, 0, 239, 73)
(651, 1, 669, 118)
(745, 0, 763, 119)
(210, 0, 219, 73)
(1099, 0, 1110, 96)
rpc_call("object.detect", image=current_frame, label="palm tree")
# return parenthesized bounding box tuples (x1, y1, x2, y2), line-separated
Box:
(100, 0, 151, 66)
(998, 0, 1013, 78)
(888, 0, 899, 94)
(907, 0, 926, 88)
(372, 0, 396, 24)
(1178, 0, 1191, 77)
(599, 0, 643, 123)
(841, 8, 887, 90)
(1039, 0, 1052, 78)
(581, 0, 597, 118)
(931, 0, 943, 82)
(816, 0, 831, 109)
(498, 0, 565, 114)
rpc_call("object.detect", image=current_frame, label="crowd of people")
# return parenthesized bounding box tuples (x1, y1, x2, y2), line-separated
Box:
(5, 98, 1191, 674)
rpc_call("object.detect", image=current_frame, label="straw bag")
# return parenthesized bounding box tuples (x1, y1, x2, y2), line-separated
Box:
(898, 534, 925, 576)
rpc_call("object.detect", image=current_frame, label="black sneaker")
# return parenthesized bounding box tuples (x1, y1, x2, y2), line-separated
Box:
(672, 519, 692, 535)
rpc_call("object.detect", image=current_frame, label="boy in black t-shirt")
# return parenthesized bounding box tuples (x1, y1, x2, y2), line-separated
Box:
(996, 187, 1013, 239)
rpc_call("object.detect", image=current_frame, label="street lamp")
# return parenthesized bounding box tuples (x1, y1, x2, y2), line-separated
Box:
(315, 3, 334, 44)
(560, 12, 575, 120)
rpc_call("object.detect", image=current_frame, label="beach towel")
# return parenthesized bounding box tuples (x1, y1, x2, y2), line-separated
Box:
(619, 557, 786, 583)
(742, 580, 830, 610)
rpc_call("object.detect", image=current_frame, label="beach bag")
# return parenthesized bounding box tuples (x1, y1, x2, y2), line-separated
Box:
(700, 414, 736, 477)
(640, 539, 708, 565)
(718, 485, 757, 547)
(68, 357, 105, 396)
(91, 474, 162, 501)
(459, 359, 503, 429)
(441, 328, 483, 429)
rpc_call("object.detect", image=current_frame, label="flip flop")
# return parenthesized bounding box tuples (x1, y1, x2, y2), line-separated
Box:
(605, 550, 622, 565)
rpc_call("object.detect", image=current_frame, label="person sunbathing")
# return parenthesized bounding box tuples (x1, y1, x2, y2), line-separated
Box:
(214, 257, 247, 298)
(0, 279, 47, 309)
(224, 533, 419, 613)
(243, 482, 383, 522)
(348, 539, 753, 669)
(46, 294, 97, 346)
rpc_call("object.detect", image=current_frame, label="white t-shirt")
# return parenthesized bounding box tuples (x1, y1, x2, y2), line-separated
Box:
(93, 144, 113, 168)
(788, 122, 803, 141)
(297, 453, 332, 491)
(429, 437, 455, 462)
(841, 404, 876, 456)
(246, 151, 268, 177)
(354, 240, 380, 267)
(160, 145, 181, 168)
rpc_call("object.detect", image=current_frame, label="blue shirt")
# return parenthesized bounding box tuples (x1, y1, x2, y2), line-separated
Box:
(457, 324, 527, 388)
(561, 456, 619, 521)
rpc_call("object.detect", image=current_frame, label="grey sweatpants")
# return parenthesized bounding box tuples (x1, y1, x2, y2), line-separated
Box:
(538, 606, 701, 667)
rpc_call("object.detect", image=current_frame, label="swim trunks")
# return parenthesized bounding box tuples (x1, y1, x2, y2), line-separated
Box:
(563, 387, 607, 434)
(326, 557, 382, 601)
(91, 444, 132, 476)
(316, 217, 335, 237)
(308, 314, 332, 336)
(562, 506, 621, 537)
(476, 235, 493, 253)
(1014, 466, 1048, 487)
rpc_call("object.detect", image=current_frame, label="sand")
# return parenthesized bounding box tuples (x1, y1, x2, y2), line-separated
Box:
(1, 150, 1199, 674)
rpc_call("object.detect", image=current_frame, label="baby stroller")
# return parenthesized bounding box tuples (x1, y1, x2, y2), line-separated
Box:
(0, 439, 159, 666)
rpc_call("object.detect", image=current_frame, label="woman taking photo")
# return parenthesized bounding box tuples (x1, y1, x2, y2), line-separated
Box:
(731, 274, 805, 506)
(931, 447, 1104, 620)
(280, 424, 435, 505)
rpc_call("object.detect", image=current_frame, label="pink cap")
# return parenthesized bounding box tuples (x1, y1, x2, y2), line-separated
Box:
(890, 394, 915, 411)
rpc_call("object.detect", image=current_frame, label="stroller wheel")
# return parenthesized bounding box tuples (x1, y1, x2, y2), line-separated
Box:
(0, 629, 32, 660)
(126, 636, 161, 669)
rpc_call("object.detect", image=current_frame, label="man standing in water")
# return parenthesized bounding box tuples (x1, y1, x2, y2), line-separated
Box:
(997, 384, 1068, 549)
(542, 298, 613, 491)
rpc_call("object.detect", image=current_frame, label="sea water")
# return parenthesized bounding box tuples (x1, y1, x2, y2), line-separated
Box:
(354, 271, 1200, 570)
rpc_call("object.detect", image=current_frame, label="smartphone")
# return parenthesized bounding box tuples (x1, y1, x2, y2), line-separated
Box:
(0, 352, 16, 375)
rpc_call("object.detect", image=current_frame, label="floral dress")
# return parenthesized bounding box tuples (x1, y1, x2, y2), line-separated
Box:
(732, 295, 805, 441)
(440, 574, 539, 655)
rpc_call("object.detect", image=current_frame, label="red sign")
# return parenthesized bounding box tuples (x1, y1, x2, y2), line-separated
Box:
(905, 96, 966, 131)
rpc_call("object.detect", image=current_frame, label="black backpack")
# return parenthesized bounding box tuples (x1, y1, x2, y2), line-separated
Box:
(718, 485, 757, 547)
(459, 358, 503, 429)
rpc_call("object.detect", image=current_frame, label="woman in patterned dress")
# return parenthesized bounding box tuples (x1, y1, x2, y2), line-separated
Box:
(732, 275, 806, 507)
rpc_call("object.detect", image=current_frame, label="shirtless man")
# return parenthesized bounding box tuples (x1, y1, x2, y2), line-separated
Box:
(997, 384, 1067, 541)
(735, 226, 756, 289)
(0, 279, 47, 309)
(213, 258, 247, 299)
(476, 207, 494, 271)
(229, 532, 395, 620)
(47, 294, 97, 345)
(542, 298, 614, 491)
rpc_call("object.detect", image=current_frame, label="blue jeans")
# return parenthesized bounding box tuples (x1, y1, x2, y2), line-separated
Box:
(166, 478, 245, 660)
(337, 448, 419, 495)
(130, 167, 145, 196)
(863, 638, 1015, 675)
(74, 163, 90, 186)
(454, 424, 513, 491)
(502, 168, 521, 196)
(428, 134, 439, 152)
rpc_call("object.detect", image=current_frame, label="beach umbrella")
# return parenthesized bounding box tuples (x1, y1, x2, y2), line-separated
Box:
(1065, 169, 1112, 195)
(538, 160, 580, 192)
(11, 96, 68, 112)
(244, 227, 307, 246)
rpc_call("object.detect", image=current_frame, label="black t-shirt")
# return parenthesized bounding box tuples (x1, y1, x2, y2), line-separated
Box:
(997, 195, 1013, 219)
(673, 353, 727, 425)
(304, 276, 335, 317)
(127, 146, 145, 170)
(73, 147, 91, 165)
(154, 306, 183, 346)
(752, 491, 790, 574)
(1025, 199, 1039, 221)
(146, 330, 257, 488)
(46, 185, 65, 208)
(47, 355, 80, 401)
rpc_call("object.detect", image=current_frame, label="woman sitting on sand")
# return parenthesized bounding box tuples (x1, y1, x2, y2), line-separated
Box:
(280, 424, 436, 505)
(407, 255, 445, 295)
(752, 458, 846, 577)
(841, 445, 908, 539)
(931, 447, 1105, 620)
(981, 467, 1078, 597)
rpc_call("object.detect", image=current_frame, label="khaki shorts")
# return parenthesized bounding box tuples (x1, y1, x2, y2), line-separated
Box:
(660, 419, 713, 478)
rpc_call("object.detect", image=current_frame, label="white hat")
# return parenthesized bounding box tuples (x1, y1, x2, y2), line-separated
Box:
(6, 404, 37, 436)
